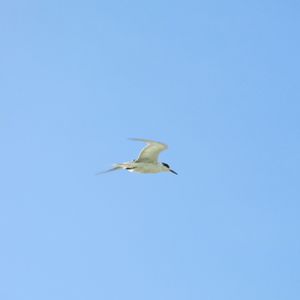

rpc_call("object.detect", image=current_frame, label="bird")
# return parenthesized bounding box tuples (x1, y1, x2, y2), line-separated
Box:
(98, 138, 177, 175)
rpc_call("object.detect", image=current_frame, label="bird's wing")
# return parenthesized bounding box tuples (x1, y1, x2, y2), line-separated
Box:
(129, 138, 168, 163)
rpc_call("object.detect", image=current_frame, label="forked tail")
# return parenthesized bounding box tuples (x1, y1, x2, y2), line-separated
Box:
(95, 164, 124, 175)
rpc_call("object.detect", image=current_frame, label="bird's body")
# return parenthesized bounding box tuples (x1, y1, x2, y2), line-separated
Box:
(112, 161, 169, 174)
(99, 138, 177, 175)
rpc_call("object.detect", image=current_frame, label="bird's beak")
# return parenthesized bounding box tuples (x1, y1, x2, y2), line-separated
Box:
(169, 169, 178, 175)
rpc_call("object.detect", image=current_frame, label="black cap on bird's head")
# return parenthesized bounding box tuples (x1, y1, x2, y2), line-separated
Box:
(162, 162, 178, 175)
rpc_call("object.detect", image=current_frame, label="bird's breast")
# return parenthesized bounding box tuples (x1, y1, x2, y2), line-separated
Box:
(132, 162, 162, 173)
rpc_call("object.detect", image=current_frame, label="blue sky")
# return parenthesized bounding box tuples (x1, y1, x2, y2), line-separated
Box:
(1, 1, 299, 299)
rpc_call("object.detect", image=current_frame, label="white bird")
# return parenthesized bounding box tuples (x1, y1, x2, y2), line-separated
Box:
(98, 138, 177, 175)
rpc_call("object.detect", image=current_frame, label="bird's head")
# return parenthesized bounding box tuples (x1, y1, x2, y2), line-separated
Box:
(161, 162, 178, 175)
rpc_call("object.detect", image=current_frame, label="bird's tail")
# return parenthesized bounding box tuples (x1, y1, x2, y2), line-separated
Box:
(95, 164, 123, 175)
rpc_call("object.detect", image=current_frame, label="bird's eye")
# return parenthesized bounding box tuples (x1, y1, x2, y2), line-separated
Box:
(162, 162, 170, 168)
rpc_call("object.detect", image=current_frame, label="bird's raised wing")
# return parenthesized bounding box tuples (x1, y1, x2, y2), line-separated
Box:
(129, 138, 168, 163)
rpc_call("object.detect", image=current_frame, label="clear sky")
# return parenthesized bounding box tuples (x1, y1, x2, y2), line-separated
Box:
(1, 1, 299, 299)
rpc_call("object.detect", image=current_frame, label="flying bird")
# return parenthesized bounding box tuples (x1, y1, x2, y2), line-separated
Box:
(98, 138, 177, 175)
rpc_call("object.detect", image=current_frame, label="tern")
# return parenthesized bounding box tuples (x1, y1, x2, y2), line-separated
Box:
(99, 138, 177, 175)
